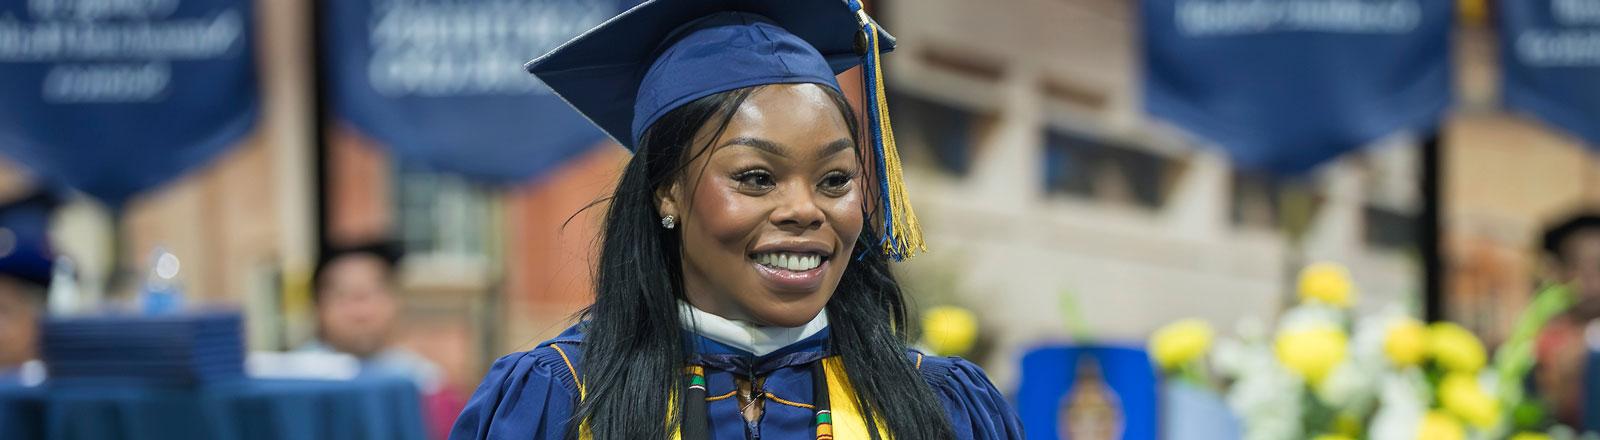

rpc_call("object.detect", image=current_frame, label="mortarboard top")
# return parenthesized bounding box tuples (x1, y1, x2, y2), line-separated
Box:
(1542, 213, 1600, 260)
(526, 0, 894, 150)
(528, 0, 924, 260)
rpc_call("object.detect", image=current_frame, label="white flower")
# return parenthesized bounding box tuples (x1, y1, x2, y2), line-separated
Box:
(1351, 308, 1400, 366)
(1212, 337, 1251, 378)
(1316, 360, 1376, 412)
(1224, 340, 1305, 440)
(1368, 370, 1429, 440)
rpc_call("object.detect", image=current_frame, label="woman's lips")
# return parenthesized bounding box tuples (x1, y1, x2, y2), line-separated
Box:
(751, 259, 829, 292)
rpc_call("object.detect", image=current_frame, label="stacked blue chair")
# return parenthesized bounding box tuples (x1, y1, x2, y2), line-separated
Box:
(41, 311, 246, 386)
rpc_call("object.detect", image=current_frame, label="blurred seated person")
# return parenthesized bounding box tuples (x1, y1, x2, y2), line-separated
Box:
(1534, 213, 1600, 428)
(0, 191, 57, 386)
(302, 241, 463, 439)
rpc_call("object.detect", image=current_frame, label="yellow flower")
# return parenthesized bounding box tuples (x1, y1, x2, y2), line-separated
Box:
(1149, 319, 1215, 371)
(1439, 373, 1500, 428)
(1384, 317, 1428, 367)
(1510, 433, 1552, 440)
(921, 306, 979, 356)
(1274, 324, 1348, 384)
(1427, 322, 1487, 372)
(1417, 411, 1465, 440)
(1299, 262, 1356, 308)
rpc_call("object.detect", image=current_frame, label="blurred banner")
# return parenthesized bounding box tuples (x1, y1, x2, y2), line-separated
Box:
(323, 0, 631, 184)
(1141, 0, 1452, 174)
(0, 0, 258, 207)
(1501, 0, 1600, 149)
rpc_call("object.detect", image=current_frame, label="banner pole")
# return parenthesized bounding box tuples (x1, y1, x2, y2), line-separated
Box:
(311, 0, 331, 259)
(1421, 132, 1444, 322)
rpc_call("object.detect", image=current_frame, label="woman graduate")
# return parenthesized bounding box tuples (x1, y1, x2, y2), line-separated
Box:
(451, 0, 1023, 438)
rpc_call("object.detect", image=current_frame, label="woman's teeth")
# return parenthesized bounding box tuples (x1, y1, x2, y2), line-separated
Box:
(754, 252, 823, 271)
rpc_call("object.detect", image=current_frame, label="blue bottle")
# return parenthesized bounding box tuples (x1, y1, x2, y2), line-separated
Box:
(141, 248, 185, 315)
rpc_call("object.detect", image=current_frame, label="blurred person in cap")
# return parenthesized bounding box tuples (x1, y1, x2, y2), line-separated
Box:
(304, 240, 464, 439)
(0, 191, 57, 385)
(1533, 212, 1600, 428)
(451, 0, 1022, 439)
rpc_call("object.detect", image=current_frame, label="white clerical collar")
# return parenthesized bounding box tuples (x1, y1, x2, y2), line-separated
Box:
(678, 301, 829, 357)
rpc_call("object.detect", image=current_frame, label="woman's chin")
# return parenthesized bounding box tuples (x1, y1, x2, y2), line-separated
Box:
(742, 300, 829, 328)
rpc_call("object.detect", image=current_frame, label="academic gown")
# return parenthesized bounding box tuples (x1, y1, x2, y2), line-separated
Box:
(449, 323, 1024, 439)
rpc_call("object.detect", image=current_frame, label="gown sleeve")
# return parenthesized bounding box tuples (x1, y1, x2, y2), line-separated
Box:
(923, 355, 1026, 440)
(449, 348, 582, 440)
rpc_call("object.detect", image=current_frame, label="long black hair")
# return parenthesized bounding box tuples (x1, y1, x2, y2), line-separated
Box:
(572, 84, 957, 439)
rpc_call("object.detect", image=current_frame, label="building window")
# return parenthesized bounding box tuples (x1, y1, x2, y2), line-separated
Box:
(1362, 205, 1416, 251)
(1350, 145, 1421, 252)
(890, 91, 987, 177)
(392, 166, 495, 259)
(1228, 173, 1322, 235)
(1043, 129, 1179, 210)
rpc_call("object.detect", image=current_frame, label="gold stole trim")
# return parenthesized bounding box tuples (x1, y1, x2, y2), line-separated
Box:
(556, 348, 893, 439)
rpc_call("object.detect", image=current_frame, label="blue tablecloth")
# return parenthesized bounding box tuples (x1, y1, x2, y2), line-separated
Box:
(0, 377, 427, 440)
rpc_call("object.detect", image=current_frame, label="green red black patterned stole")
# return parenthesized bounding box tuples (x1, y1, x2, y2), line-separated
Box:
(679, 362, 834, 440)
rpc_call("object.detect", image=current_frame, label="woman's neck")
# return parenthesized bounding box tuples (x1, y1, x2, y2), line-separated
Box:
(678, 301, 828, 357)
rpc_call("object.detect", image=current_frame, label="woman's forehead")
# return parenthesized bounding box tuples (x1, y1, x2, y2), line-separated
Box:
(692, 85, 854, 157)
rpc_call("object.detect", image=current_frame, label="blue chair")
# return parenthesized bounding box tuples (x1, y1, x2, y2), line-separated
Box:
(1013, 344, 1158, 440)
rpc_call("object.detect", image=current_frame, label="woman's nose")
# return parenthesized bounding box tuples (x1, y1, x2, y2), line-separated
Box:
(772, 184, 825, 230)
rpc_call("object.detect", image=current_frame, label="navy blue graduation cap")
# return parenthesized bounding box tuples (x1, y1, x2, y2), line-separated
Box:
(527, 0, 924, 260)
(1542, 213, 1600, 260)
(0, 191, 58, 291)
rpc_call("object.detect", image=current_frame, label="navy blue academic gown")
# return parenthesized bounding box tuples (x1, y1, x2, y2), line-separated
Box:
(450, 323, 1024, 439)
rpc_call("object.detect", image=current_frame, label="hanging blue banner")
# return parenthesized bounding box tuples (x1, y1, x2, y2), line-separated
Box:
(1142, 0, 1453, 174)
(0, 0, 259, 208)
(324, 0, 631, 184)
(1501, 0, 1600, 149)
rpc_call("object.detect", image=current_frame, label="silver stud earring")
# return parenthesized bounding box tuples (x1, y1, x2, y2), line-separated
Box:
(660, 215, 677, 229)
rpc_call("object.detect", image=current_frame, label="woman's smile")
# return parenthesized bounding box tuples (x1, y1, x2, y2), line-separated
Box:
(748, 241, 835, 292)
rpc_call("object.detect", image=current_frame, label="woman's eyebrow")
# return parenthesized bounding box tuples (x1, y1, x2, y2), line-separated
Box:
(817, 139, 853, 159)
(720, 137, 791, 158)
(720, 137, 854, 160)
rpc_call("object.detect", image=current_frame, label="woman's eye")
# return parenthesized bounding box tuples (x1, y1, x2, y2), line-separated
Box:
(733, 170, 776, 190)
(820, 172, 854, 192)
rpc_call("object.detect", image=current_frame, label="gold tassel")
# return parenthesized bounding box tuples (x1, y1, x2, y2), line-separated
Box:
(867, 22, 925, 259)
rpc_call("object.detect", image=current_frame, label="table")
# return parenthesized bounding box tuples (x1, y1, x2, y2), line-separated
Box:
(0, 377, 427, 440)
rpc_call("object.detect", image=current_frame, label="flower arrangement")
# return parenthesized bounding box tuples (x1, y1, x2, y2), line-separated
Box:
(1149, 262, 1582, 440)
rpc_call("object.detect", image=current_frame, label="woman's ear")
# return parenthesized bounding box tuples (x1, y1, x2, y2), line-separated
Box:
(655, 179, 682, 221)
